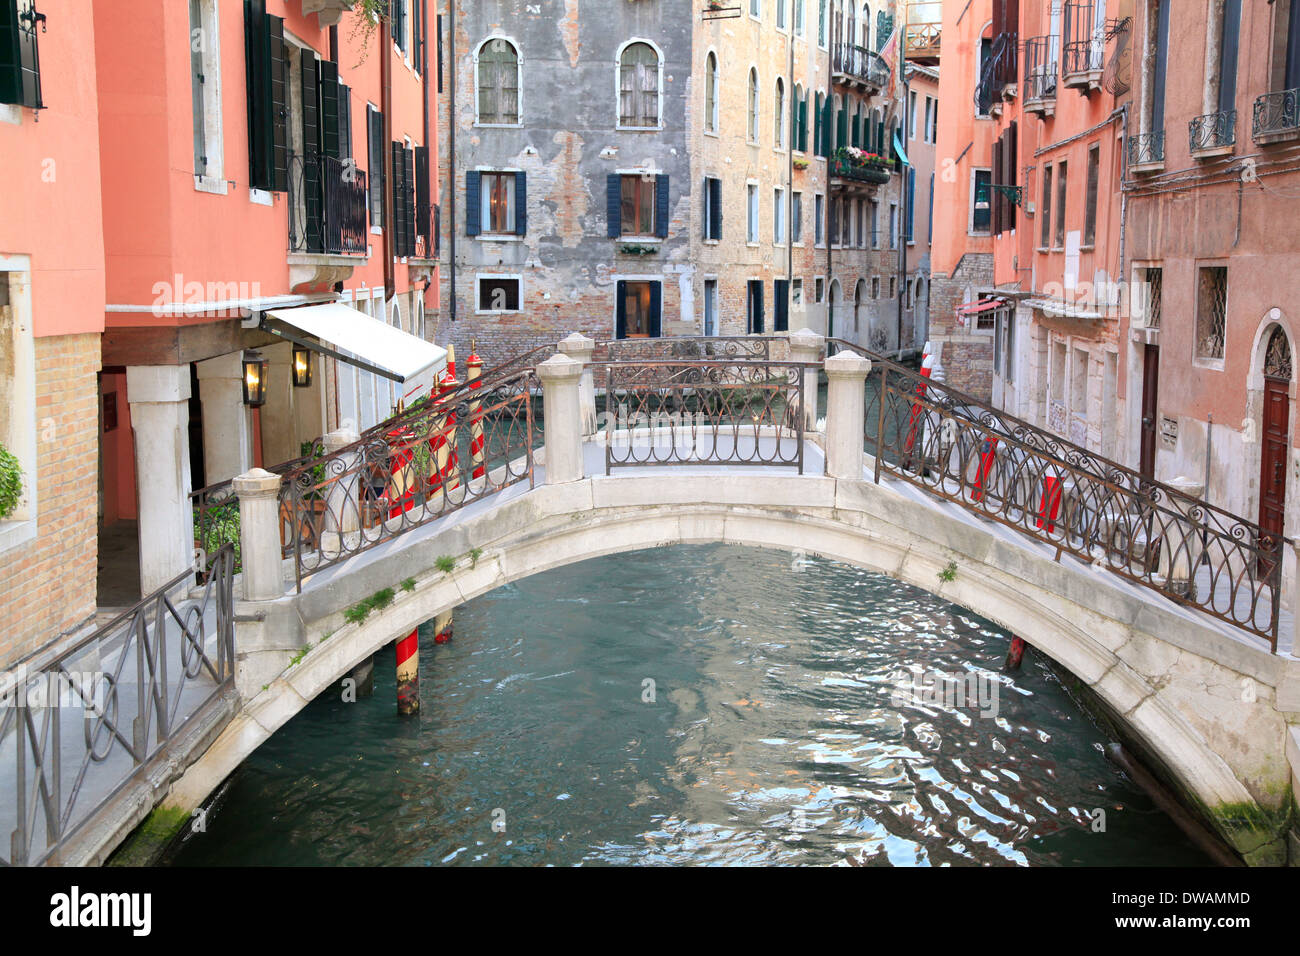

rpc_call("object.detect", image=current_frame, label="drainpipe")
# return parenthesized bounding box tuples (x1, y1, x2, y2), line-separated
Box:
(787, 23, 794, 328)
(382, 12, 394, 297)
(898, 66, 910, 357)
(448, 2, 457, 324)
(826, 0, 834, 338)
(421, 0, 431, 306)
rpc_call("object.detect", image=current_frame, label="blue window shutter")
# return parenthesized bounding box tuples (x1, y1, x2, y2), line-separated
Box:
(515, 171, 527, 235)
(616, 280, 628, 338)
(906, 168, 915, 241)
(710, 178, 723, 239)
(465, 170, 481, 236)
(649, 282, 662, 337)
(607, 174, 622, 238)
(655, 174, 670, 238)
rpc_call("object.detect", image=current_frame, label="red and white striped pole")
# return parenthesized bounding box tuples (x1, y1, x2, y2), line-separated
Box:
(396, 630, 419, 715)
(467, 342, 486, 483)
(433, 608, 453, 645)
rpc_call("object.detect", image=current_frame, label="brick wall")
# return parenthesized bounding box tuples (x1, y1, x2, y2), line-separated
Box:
(0, 333, 101, 666)
(929, 252, 995, 399)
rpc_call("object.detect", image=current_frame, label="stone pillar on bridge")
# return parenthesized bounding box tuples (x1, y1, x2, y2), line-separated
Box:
(320, 428, 361, 558)
(126, 365, 196, 595)
(537, 354, 585, 484)
(824, 352, 873, 481)
(1161, 476, 1205, 597)
(195, 352, 254, 485)
(787, 328, 824, 432)
(233, 468, 285, 603)
(557, 332, 598, 437)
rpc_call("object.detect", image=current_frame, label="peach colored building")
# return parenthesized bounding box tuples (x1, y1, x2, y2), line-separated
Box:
(0, 0, 107, 663)
(92, 0, 440, 599)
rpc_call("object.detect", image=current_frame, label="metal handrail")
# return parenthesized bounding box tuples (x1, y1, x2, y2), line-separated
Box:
(2, 546, 236, 865)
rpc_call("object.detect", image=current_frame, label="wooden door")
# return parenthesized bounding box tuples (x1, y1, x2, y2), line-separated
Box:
(1139, 344, 1159, 479)
(1258, 376, 1289, 545)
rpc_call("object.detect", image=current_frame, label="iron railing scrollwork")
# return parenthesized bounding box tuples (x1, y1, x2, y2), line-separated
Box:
(1062, 0, 1105, 78)
(604, 361, 805, 473)
(279, 369, 539, 590)
(288, 150, 368, 256)
(1190, 109, 1236, 153)
(597, 336, 771, 364)
(976, 32, 1018, 113)
(1022, 36, 1058, 104)
(1127, 129, 1165, 167)
(1, 546, 236, 865)
(1252, 89, 1300, 141)
(832, 42, 890, 88)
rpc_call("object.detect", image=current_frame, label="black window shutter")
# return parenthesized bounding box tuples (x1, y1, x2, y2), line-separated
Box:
(434, 203, 441, 257)
(0, 0, 24, 106)
(710, 178, 722, 239)
(655, 174, 670, 239)
(774, 280, 788, 332)
(367, 107, 383, 226)
(702, 177, 710, 240)
(756, 283, 764, 333)
(436, 14, 444, 94)
(403, 146, 416, 256)
(301, 52, 323, 251)
(514, 171, 527, 236)
(320, 60, 340, 159)
(337, 84, 352, 160)
(244, 1, 271, 189)
(607, 174, 622, 238)
(465, 170, 481, 236)
(616, 281, 628, 338)
(268, 14, 288, 191)
(390, 140, 403, 252)
(649, 282, 662, 338)
(415, 145, 430, 249)
(412, 0, 423, 72)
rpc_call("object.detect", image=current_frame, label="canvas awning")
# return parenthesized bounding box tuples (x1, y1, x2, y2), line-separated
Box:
(955, 298, 1006, 316)
(262, 302, 447, 402)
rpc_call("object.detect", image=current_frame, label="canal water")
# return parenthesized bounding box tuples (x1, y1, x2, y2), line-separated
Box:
(170, 544, 1210, 867)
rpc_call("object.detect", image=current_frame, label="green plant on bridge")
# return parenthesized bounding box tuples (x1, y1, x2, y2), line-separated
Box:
(938, 561, 957, 584)
(343, 587, 397, 625)
(288, 642, 314, 668)
(435, 555, 456, 574)
(469, 547, 483, 568)
(0, 443, 23, 520)
(401, 577, 416, 592)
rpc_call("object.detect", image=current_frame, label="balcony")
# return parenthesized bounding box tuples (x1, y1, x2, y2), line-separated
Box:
(1061, 0, 1104, 92)
(1189, 109, 1236, 158)
(1023, 37, 1058, 117)
(1252, 89, 1300, 145)
(832, 43, 890, 92)
(288, 151, 370, 290)
(904, 22, 940, 64)
(1126, 130, 1165, 174)
(976, 33, 1018, 117)
(830, 150, 892, 192)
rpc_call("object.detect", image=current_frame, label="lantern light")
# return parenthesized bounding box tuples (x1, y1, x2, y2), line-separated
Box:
(292, 343, 313, 388)
(242, 350, 268, 407)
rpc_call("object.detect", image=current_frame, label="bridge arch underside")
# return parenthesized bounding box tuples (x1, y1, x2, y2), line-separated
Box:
(175, 474, 1298, 862)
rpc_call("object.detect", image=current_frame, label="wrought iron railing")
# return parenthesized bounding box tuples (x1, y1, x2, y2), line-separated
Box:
(1252, 88, 1300, 141)
(976, 32, 1018, 113)
(1062, 0, 1105, 77)
(1127, 129, 1165, 167)
(279, 369, 538, 589)
(832, 42, 890, 88)
(1, 546, 236, 865)
(830, 155, 892, 185)
(1022, 36, 1058, 104)
(827, 340, 1286, 649)
(1190, 109, 1236, 152)
(904, 22, 940, 60)
(288, 151, 369, 256)
(604, 361, 805, 473)
(598, 336, 771, 364)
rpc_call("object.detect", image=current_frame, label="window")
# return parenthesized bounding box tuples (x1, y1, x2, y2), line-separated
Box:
(705, 52, 719, 133)
(477, 37, 520, 125)
(814, 193, 824, 245)
(607, 173, 669, 239)
(856, 199, 865, 248)
(747, 280, 765, 333)
(841, 197, 852, 246)
(479, 171, 520, 235)
(794, 83, 807, 151)
(871, 276, 880, 299)
(1196, 266, 1228, 361)
(888, 276, 896, 299)
(1215, 0, 1241, 115)
(792, 191, 803, 243)
(777, 0, 787, 30)
(748, 68, 760, 142)
(829, 197, 839, 246)
(909, 90, 918, 139)
(774, 187, 786, 243)
(1, 0, 43, 109)
(244, 7, 287, 192)
(617, 281, 662, 338)
(1054, 159, 1068, 248)
(367, 104, 384, 227)
(815, 276, 825, 302)
(971, 169, 991, 235)
(924, 96, 937, 143)
(889, 203, 898, 248)
(1070, 347, 1088, 417)
(774, 77, 786, 148)
(870, 200, 879, 247)
(704, 176, 723, 241)
(1137, 266, 1162, 328)
(905, 167, 916, 242)
(795, 0, 805, 36)
(751, 0, 761, 17)
(747, 183, 759, 243)
(818, 0, 828, 47)
(1084, 144, 1099, 246)
(619, 41, 660, 128)
(1040, 164, 1052, 248)
(478, 276, 521, 313)
(792, 278, 804, 305)
(1050, 340, 1067, 404)
(703, 279, 718, 336)
(0, 267, 36, 553)
(392, 0, 408, 54)
(391, 139, 417, 257)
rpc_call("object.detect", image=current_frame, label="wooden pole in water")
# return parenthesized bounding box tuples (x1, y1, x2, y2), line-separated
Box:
(467, 341, 486, 482)
(1004, 636, 1028, 671)
(396, 631, 419, 715)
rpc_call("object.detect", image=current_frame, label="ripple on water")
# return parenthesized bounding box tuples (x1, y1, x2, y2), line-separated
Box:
(169, 544, 1212, 867)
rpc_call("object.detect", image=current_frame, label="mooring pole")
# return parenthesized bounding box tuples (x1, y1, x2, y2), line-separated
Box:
(1004, 636, 1028, 671)
(396, 631, 420, 715)
(433, 608, 454, 645)
(467, 341, 486, 480)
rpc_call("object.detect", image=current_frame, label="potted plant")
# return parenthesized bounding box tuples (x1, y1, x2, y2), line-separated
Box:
(0, 443, 21, 520)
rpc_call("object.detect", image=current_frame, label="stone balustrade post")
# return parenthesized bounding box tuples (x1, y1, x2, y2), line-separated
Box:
(233, 468, 284, 603)
(320, 428, 360, 557)
(557, 332, 598, 437)
(1161, 476, 1206, 597)
(787, 328, 824, 432)
(537, 354, 585, 484)
(824, 352, 873, 480)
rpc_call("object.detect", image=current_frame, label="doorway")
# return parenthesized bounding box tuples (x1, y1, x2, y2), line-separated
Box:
(703, 279, 717, 336)
(1139, 343, 1159, 479)
(747, 280, 764, 334)
(616, 280, 661, 338)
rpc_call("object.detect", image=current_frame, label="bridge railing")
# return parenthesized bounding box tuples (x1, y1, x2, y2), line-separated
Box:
(1, 545, 236, 866)
(278, 369, 539, 590)
(595, 336, 772, 364)
(604, 360, 806, 473)
(851, 350, 1285, 649)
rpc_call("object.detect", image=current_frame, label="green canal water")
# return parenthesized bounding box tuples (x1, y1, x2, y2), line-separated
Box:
(169, 544, 1211, 867)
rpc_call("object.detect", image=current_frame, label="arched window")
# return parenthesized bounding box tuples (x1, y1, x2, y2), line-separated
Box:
(861, 3, 871, 49)
(871, 107, 882, 152)
(748, 68, 760, 142)
(705, 52, 719, 132)
(619, 41, 661, 128)
(774, 77, 786, 148)
(477, 37, 520, 125)
(793, 82, 805, 151)
(1265, 326, 1293, 380)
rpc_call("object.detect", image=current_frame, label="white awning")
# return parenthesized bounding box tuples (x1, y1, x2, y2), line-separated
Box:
(264, 302, 447, 402)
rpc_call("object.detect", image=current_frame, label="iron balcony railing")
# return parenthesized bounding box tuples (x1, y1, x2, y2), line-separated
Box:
(832, 42, 890, 88)
(1022, 36, 1058, 104)
(828, 340, 1287, 650)
(598, 336, 771, 364)
(1127, 129, 1165, 167)
(1062, 0, 1105, 78)
(830, 156, 892, 186)
(1190, 109, 1236, 153)
(976, 32, 1018, 113)
(288, 151, 369, 256)
(1, 546, 236, 865)
(1252, 88, 1300, 142)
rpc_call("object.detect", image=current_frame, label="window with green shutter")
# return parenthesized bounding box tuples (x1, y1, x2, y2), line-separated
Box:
(1, 0, 44, 110)
(244, 0, 287, 191)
